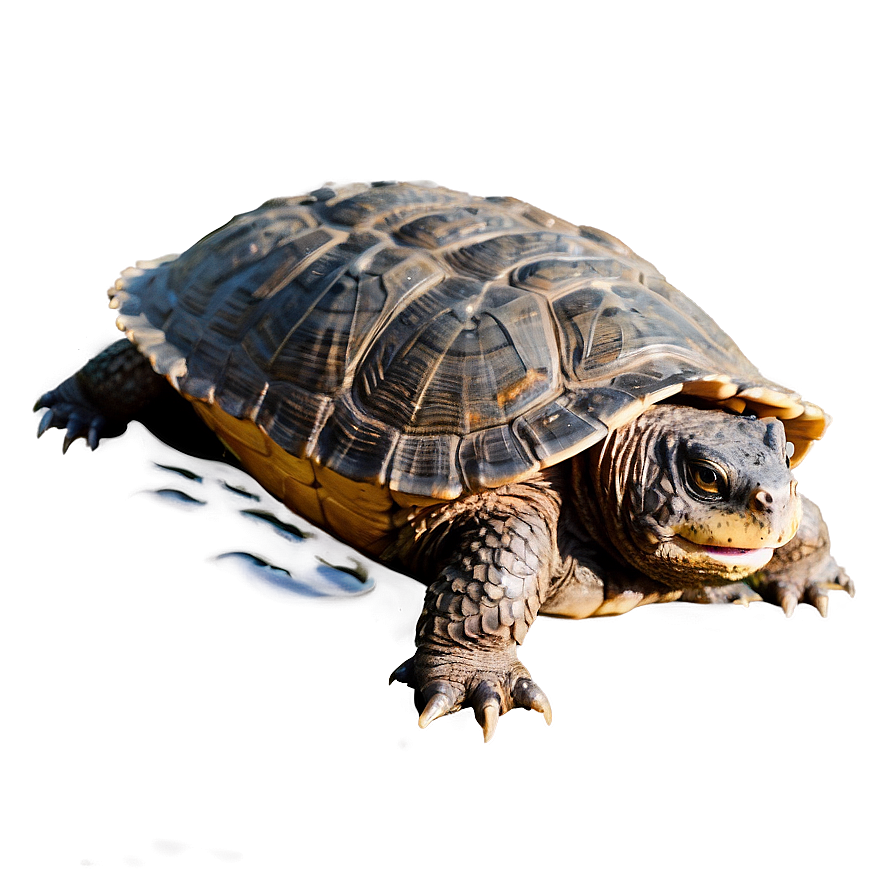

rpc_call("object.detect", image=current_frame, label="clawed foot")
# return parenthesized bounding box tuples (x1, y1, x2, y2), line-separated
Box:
(683, 560, 854, 618)
(751, 554, 854, 618)
(390, 647, 552, 742)
(34, 376, 124, 452)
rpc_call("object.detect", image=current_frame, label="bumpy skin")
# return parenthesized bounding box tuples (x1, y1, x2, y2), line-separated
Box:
(35, 182, 853, 742)
(573, 405, 802, 586)
(35, 340, 238, 463)
(386, 483, 561, 738)
(34, 340, 163, 450)
(384, 405, 852, 737)
(37, 340, 853, 741)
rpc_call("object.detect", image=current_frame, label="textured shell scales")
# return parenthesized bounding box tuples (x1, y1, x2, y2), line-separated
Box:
(110, 182, 826, 499)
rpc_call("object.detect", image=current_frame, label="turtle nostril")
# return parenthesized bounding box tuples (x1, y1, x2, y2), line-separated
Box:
(750, 488, 774, 513)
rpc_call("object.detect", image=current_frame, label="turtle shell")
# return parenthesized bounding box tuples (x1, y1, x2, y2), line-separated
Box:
(111, 182, 827, 548)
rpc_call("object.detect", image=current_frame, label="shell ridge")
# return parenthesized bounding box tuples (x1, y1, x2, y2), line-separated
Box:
(443, 237, 601, 282)
(110, 182, 827, 505)
(264, 253, 355, 372)
(340, 255, 451, 403)
(314, 392, 399, 487)
(354, 298, 469, 432)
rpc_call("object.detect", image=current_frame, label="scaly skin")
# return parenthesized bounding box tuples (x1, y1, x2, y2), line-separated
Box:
(34, 339, 165, 450)
(36, 339, 235, 463)
(391, 406, 852, 738)
(37, 345, 854, 742)
(387, 483, 561, 740)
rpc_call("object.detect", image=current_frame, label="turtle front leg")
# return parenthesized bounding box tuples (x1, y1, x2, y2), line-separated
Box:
(35, 339, 168, 451)
(389, 483, 561, 741)
(747, 496, 854, 617)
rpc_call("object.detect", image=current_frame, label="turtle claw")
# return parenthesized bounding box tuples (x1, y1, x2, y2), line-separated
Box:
(512, 679, 553, 725)
(478, 702, 499, 743)
(65, 413, 84, 441)
(752, 554, 852, 618)
(33, 378, 120, 451)
(33, 391, 54, 414)
(87, 422, 103, 451)
(471, 683, 502, 742)
(779, 588, 799, 618)
(418, 691, 455, 729)
(834, 569, 856, 598)
(36, 408, 55, 438)
(62, 409, 94, 453)
(395, 648, 552, 740)
(388, 659, 415, 687)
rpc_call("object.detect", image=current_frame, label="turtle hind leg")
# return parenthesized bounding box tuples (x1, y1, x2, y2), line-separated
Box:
(35, 338, 170, 452)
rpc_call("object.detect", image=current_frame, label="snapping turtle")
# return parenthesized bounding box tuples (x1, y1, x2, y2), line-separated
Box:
(35, 181, 852, 740)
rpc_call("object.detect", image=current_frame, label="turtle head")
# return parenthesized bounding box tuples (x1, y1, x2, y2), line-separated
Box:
(583, 404, 801, 587)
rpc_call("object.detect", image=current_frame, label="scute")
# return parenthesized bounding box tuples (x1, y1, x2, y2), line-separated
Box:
(352, 278, 560, 437)
(111, 182, 826, 527)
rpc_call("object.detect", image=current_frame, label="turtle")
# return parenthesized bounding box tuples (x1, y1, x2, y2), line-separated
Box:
(35, 181, 853, 741)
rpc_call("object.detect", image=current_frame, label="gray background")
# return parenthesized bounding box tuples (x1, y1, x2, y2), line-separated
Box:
(4, 1, 891, 893)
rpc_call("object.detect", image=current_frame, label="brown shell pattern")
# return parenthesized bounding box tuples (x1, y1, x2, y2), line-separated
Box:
(111, 181, 827, 501)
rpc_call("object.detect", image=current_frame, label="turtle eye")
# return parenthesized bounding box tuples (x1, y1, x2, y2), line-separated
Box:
(686, 460, 727, 498)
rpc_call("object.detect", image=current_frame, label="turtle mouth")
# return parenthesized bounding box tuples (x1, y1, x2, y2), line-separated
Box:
(673, 536, 774, 568)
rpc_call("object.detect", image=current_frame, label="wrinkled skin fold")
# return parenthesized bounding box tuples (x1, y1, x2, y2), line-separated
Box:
(384, 404, 852, 739)
(38, 341, 853, 740)
(37, 345, 853, 743)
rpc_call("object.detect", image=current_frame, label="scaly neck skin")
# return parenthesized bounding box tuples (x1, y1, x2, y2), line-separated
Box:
(572, 404, 802, 588)
(570, 409, 667, 567)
